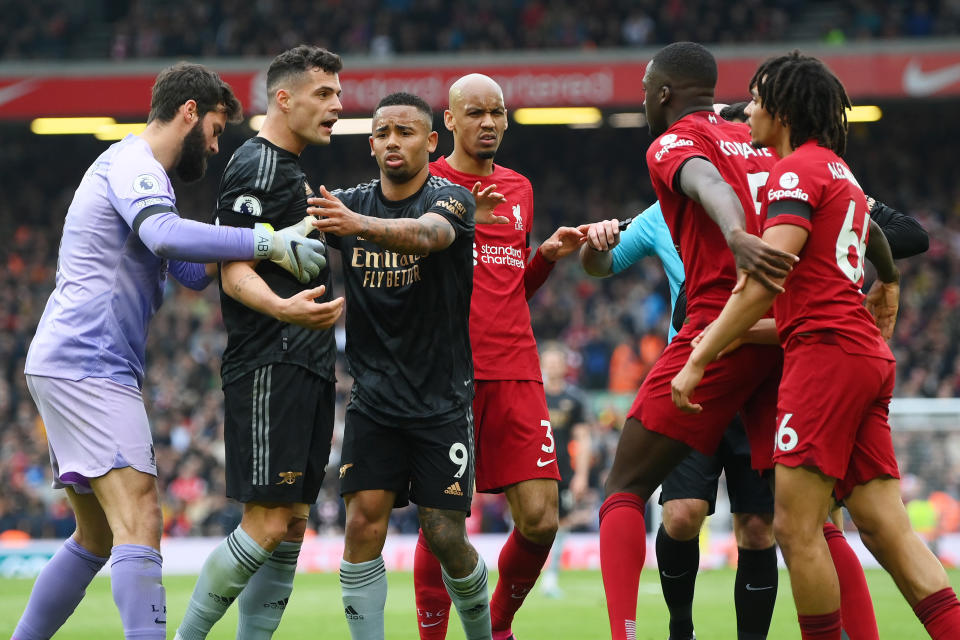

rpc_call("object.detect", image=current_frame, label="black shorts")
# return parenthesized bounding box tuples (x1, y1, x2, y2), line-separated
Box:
(659, 416, 773, 515)
(223, 364, 335, 504)
(339, 406, 475, 512)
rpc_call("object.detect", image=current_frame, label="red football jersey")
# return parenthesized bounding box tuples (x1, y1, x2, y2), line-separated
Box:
(430, 156, 542, 381)
(646, 111, 778, 321)
(761, 140, 893, 359)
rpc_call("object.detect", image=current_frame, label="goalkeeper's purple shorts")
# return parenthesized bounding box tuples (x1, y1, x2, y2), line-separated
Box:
(26, 374, 157, 494)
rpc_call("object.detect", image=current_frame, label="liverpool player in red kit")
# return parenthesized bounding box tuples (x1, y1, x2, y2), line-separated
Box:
(592, 42, 800, 640)
(413, 73, 584, 640)
(672, 51, 960, 640)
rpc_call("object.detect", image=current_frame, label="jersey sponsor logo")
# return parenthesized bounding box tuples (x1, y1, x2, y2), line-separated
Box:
(433, 196, 467, 218)
(444, 481, 464, 496)
(512, 203, 523, 230)
(275, 471, 303, 485)
(654, 135, 694, 161)
(768, 187, 809, 202)
(477, 243, 524, 268)
(339, 463, 353, 478)
(133, 173, 161, 194)
(233, 194, 263, 217)
(351, 246, 424, 288)
(779, 172, 799, 189)
(716, 139, 774, 159)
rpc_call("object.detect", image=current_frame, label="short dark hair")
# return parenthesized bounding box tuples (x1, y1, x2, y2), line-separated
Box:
(750, 51, 852, 155)
(719, 101, 749, 122)
(651, 42, 718, 88)
(375, 92, 433, 125)
(266, 45, 343, 94)
(148, 62, 242, 124)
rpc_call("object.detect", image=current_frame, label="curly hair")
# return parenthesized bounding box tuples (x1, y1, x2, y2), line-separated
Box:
(749, 51, 852, 155)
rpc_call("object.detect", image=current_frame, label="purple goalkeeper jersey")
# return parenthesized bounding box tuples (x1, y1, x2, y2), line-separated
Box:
(27, 135, 202, 388)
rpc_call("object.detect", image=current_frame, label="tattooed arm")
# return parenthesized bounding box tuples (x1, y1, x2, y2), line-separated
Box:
(221, 260, 343, 330)
(308, 186, 456, 254)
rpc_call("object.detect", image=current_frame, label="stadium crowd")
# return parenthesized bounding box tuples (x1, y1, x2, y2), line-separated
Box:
(0, 96, 958, 539)
(1, 0, 960, 60)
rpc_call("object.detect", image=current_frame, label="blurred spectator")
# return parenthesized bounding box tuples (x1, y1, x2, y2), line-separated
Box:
(1, 1, 958, 61)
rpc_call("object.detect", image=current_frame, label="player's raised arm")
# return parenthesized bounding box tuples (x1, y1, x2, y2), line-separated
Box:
(677, 157, 797, 292)
(309, 186, 458, 254)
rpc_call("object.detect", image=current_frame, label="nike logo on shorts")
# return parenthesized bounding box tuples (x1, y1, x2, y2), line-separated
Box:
(536, 458, 556, 467)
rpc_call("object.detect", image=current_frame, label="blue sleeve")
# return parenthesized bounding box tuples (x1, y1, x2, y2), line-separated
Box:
(168, 260, 214, 291)
(610, 202, 663, 274)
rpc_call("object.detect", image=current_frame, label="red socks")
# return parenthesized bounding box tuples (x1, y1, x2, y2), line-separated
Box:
(490, 527, 553, 632)
(913, 587, 960, 639)
(822, 522, 878, 640)
(413, 531, 451, 640)
(599, 492, 647, 640)
(798, 610, 842, 639)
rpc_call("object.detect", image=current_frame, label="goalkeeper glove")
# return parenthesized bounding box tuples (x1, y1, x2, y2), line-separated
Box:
(253, 216, 327, 284)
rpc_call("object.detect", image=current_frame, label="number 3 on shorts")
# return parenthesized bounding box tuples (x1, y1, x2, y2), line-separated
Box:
(540, 419, 555, 454)
(449, 442, 468, 479)
(776, 413, 798, 452)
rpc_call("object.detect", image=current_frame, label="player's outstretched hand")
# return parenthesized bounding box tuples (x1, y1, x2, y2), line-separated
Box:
(307, 186, 366, 237)
(728, 229, 797, 293)
(277, 285, 344, 330)
(579, 219, 620, 252)
(540, 226, 586, 261)
(254, 216, 327, 284)
(671, 361, 705, 414)
(865, 278, 900, 340)
(472, 181, 510, 225)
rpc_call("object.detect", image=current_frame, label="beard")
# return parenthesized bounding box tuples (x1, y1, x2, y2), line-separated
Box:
(476, 149, 497, 160)
(175, 121, 208, 183)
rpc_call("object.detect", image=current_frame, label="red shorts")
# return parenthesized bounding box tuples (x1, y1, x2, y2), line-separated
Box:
(629, 321, 782, 468)
(473, 379, 560, 492)
(774, 337, 899, 499)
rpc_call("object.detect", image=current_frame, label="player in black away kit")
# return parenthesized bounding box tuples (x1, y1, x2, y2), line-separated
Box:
(308, 92, 497, 640)
(176, 46, 344, 640)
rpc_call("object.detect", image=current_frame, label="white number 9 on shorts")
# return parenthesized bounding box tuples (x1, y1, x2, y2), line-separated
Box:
(449, 442, 468, 479)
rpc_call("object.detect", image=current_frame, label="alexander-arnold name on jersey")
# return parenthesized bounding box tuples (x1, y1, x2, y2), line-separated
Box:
(351, 245, 424, 288)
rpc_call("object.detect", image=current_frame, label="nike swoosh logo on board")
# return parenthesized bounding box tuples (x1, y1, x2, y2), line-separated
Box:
(903, 59, 960, 96)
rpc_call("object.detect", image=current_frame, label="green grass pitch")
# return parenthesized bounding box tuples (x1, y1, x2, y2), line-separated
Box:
(0, 569, 951, 638)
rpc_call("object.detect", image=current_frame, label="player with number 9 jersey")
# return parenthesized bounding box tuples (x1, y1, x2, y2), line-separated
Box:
(762, 141, 897, 495)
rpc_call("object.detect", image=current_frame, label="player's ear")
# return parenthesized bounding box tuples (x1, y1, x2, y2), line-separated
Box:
(660, 84, 671, 106)
(368, 135, 375, 156)
(503, 109, 509, 131)
(180, 99, 198, 124)
(275, 88, 290, 112)
(443, 109, 455, 132)
(427, 130, 438, 153)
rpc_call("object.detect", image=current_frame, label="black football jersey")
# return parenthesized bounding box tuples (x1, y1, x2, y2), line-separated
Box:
(329, 175, 475, 426)
(214, 137, 336, 386)
(544, 384, 589, 482)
